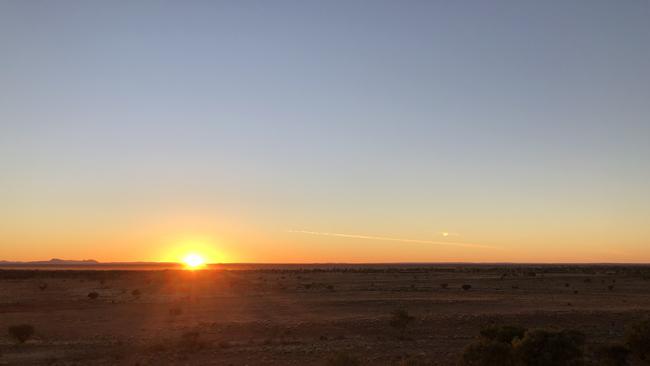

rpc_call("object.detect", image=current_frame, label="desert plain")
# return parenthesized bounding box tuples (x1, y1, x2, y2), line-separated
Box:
(1, 264, 649, 365)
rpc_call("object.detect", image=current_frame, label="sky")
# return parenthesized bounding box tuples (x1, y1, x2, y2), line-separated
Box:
(1, 1, 649, 263)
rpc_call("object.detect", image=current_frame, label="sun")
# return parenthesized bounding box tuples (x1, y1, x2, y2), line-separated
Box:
(182, 253, 206, 269)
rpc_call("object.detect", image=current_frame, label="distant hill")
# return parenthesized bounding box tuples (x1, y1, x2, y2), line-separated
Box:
(0, 258, 99, 265)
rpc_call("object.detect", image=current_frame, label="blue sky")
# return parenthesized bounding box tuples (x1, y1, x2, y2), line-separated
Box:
(1, 1, 649, 262)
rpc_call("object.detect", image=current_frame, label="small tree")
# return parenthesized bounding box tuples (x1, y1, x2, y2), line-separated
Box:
(8, 324, 35, 344)
(389, 308, 415, 339)
(626, 319, 650, 361)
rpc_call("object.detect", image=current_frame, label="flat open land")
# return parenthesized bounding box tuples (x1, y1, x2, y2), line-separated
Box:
(1, 265, 649, 365)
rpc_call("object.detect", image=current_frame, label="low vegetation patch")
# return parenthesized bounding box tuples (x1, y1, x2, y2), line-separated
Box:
(8, 324, 35, 344)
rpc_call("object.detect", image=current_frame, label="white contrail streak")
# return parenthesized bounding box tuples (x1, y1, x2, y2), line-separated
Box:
(288, 230, 502, 250)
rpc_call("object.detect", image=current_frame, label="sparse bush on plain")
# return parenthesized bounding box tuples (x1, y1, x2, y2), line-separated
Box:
(169, 307, 183, 316)
(461, 327, 586, 366)
(132, 289, 141, 297)
(512, 329, 585, 366)
(179, 331, 203, 351)
(626, 319, 650, 361)
(327, 351, 361, 366)
(8, 324, 35, 344)
(459, 340, 514, 366)
(440, 283, 449, 289)
(88, 291, 99, 300)
(462, 284, 472, 291)
(593, 343, 630, 366)
(38, 283, 47, 291)
(480, 325, 526, 344)
(389, 308, 415, 338)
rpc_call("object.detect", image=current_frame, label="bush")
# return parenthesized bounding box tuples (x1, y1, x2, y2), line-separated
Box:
(593, 343, 630, 366)
(88, 292, 99, 300)
(169, 307, 183, 316)
(462, 284, 472, 291)
(132, 289, 141, 297)
(179, 331, 203, 351)
(327, 352, 361, 366)
(8, 324, 35, 344)
(440, 283, 449, 289)
(625, 319, 650, 361)
(480, 325, 526, 344)
(460, 340, 514, 366)
(38, 283, 47, 291)
(389, 308, 415, 338)
(513, 329, 585, 366)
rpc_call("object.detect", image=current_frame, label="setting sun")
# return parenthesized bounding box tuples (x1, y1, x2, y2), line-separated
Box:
(182, 253, 206, 269)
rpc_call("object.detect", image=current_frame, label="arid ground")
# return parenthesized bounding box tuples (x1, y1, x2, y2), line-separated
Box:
(1, 265, 649, 365)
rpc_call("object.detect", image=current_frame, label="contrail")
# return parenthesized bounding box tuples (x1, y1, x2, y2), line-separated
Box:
(288, 230, 502, 250)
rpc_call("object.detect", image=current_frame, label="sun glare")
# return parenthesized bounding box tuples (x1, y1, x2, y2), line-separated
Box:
(183, 253, 206, 269)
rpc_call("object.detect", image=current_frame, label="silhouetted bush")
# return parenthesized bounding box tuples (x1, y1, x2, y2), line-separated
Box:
(440, 283, 449, 289)
(462, 284, 472, 291)
(389, 308, 415, 338)
(480, 325, 526, 343)
(327, 351, 361, 366)
(460, 340, 514, 366)
(626, 319, 650, 361)
(38, 283, 47, 291)
(88, 291, 99, 300)
(8, 324, 35, 344)
(513, 329, 585, 366)
(593, 343, 630, 366)
(169, 307, 183, 316)
(132, 289, 141, 297)
(179, 331, 203, 351)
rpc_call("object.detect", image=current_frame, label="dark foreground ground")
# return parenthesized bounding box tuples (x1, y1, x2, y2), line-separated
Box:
(0, 264, 649, 365)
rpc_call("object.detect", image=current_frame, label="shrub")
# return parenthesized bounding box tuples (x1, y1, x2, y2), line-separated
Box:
(513, 329, 585, 366)
(179, 331, 203, 351)
(459, 340, 514, 366)
(8, 324, 35, 344)
(327, 352, 361, 366)
(462, 284, 472, 291)
(169, 307, 183, 316)
(389, 308, 415, 338)
(132, 289, 141, 297)
(480, 325, 526, 344)
(593, 343, 630, 366)
(38, 283, 47, 291)
(88, 292, 99, 300)
(440, 283, 449, 289)
(625, 319, 650, 361)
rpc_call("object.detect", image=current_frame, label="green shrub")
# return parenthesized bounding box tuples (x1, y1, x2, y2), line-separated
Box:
(459, 340, 514, 366)
(513, 329, 585, 366)
(593, 343, 629, 366)
(8, 324, 35, 344)
(480, 325, 526, 344)
(625, 319, 650, 361)
(327, 352, 361, 366)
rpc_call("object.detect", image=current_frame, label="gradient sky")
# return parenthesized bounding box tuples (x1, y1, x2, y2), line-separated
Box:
(1, 1, 649, 263)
